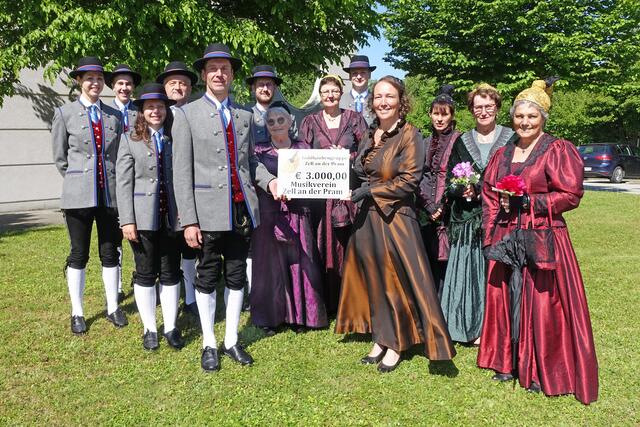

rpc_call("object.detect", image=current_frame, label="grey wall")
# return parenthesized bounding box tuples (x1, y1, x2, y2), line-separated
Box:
(0, 68, 118, 212)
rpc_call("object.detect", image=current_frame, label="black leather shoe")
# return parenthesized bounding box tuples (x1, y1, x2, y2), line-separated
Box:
(492, 372, 514, 382)
(221, 343, 254, 366)
(106, 307, 128, 328)
(526, 382, 541, 393)
(260, 326, 277, 337)
(377, 357, 401, 373)
(183, 302, 199, 318)
(70, 316, 87, 335)
(163, 328, 185, 350)
(201, 347, 220, 372)
(143, 331, 159, 351)
(361, 350, 386, 365)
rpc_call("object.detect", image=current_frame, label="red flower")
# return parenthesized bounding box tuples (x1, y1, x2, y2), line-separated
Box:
(496, 174, 527, 196)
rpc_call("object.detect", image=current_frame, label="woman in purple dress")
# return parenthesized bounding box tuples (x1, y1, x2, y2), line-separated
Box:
(250, 102, 327, 334)
(299, 75, 368, 312)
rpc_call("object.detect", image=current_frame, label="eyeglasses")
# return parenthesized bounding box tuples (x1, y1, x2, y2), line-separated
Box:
(320, 89, 341, 96)
(267, 117, 287, 126)
(473, 104, 496, 113)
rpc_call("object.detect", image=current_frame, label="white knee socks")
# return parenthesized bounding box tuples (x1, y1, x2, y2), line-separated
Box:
(102, 266, 120, 315)
(134, 284, 157, 333)
(195, 289, 217, 349)
(245, 257, 252, 293)
(67, 267, 86, 317)
(181, 258, 196, 305)
(224, 288, 244, 349)
(117, 246, 123, 293)
(159, 282, 180, 333)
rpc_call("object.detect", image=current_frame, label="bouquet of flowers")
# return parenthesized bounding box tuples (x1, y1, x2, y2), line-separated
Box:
(450, 161, 481, 201)
(491, 174, 527, 213)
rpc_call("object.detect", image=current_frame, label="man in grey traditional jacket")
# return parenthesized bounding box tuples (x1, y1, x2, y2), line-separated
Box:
(173, 43, 278, 372)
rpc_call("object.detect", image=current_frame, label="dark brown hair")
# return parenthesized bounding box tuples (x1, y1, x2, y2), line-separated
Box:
(369, 75, 411, 119)
(430, 102, 454, 116)
(466, 85, 502, 111)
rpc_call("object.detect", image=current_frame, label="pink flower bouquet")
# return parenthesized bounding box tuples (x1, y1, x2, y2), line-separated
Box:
(450, 161, 480, 201)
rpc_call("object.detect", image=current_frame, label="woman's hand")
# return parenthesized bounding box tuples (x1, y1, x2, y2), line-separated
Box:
(268, 178, 288, 201)
(122, 224, 138, 242)
(430, 208, 443, 221)
(462, 184, 476, 201)
(500, 194, 510, 213)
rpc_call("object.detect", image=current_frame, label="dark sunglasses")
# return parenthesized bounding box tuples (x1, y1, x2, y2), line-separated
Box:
(267, 117, 287, 126)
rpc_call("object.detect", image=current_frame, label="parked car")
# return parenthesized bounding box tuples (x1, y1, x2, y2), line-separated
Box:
(578, 143, 640, 183)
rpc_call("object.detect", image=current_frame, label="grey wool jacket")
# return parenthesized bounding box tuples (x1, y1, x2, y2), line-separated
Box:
(116, 131, 180, 231)
(172, 96, 275, 232)
(51, 100, 122, 209)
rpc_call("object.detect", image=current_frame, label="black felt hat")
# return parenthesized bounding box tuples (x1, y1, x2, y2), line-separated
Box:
(342, 55, 376, 73)
(69, 57, 111, 79)
(132, 83, 177, 109)
(245, 65, 283, 86)
(105, 63, 142, 88)
(432, 84, 455, 106)
(155, 61, 198, 86)
(193, 43, 242, 73)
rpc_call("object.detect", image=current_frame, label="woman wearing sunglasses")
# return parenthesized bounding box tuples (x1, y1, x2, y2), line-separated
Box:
(299, 75, 368, 313)
(440, 84, 515, 345)
(250, 102, 327, 334)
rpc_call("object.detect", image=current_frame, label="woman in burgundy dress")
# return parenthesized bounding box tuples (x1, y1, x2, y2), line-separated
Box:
(478, 80, 598, 404)
(299, 75, 368, 312)
(250, 103, 327, 334)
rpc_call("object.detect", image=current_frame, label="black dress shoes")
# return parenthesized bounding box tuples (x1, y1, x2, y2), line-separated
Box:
(106, 307, 128, 328)
(526, 382, 541, 393)
(221, 343, 254, 366)
(70, 315, 87, 335)
(143, 331, 159, 351)
(163, 328, 185, 350)
(201, 347, 220, 372)
(377, 357, 401, 373)
(260, 326, 277, 337)
(361, 350, 386, 365)
(492, 372, 515, 382)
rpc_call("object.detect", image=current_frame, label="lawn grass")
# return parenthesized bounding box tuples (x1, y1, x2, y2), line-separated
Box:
(0, 191, 639, 426)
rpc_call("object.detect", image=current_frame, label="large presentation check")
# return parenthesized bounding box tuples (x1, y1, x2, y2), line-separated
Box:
(276, 149, 350, 199)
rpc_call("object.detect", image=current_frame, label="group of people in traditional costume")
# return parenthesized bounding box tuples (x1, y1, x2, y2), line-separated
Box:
(51, 44, 598, 404)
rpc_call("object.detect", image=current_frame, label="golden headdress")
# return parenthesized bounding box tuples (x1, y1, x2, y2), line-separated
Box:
(321, 74, 344, 89)
(475, 82, 497, 92)
(514, 78, 559, 113)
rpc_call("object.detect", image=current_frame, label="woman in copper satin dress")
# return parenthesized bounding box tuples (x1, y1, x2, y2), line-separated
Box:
(478, 80, 598, 404)
(335, 76, 456, 372)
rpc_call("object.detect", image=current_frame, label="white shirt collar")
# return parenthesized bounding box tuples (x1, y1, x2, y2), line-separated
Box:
(149, 127, 164, 139)
(351, 89, 368, 100)
(114, 98, 131, 110)
(255, 103, 267, 113)
(79, 95, 101, 109)
(204, 93, 229, 110)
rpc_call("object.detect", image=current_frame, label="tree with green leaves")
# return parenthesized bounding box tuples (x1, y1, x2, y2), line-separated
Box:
(386, 0, 640, 143)
(0, 0, 380, 102)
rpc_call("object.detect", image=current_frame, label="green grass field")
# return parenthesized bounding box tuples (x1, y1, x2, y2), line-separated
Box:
(1, 191, 639, 426)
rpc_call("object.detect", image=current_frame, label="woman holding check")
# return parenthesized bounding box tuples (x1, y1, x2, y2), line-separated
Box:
(250, 102, 327, 334)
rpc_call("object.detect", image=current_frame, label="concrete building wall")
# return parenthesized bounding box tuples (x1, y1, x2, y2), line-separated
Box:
(0, 68, 117, 212)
